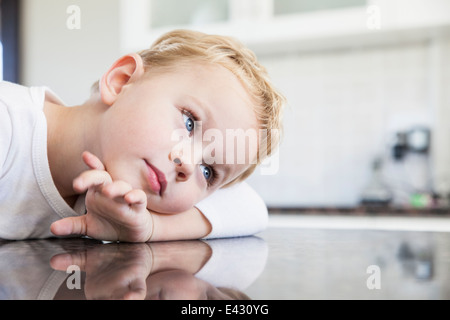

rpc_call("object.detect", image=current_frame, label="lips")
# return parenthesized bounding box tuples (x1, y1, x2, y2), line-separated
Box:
(145, 160, 167, 196)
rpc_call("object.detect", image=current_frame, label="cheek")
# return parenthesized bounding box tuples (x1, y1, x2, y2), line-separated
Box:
(149, 185, 202, 214)
(102, 107, 176, 153)
(135, 110, 182, 150)
(168, 190, 197, 212)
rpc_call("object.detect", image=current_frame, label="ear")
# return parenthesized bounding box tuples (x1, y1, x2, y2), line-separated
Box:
(99, 53, 145, 106)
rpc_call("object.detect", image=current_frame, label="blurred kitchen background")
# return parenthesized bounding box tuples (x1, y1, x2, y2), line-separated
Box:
(2, 0, 450, 213)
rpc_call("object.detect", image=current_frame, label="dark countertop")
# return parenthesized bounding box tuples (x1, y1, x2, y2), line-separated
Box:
(1, 223, 450, 300)
(269, 206, 450, 216)
(247, 227, 450, 299)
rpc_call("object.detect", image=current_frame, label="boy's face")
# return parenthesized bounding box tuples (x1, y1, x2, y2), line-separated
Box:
(98, 62, 258, 213)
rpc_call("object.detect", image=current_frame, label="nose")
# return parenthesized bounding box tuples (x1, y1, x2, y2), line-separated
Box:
(169, 149, 196, 182)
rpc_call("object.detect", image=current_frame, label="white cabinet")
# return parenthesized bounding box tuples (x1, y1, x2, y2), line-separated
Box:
(119, 0, 450, 56)
(118, 0, 372, 54)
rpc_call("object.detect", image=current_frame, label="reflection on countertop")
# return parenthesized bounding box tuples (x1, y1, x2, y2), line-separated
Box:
(0, 237, 267, 300)
(2, 217, 450, 300)
(246, 226, 450, 300)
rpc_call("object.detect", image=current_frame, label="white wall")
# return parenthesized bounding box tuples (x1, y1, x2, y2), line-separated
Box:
(243, 0, 450, 207)
(20, 0, 122, 105)
(247, 37, 450, 207)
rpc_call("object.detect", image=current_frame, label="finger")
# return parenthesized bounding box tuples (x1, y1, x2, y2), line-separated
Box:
(89, 190, 147, 222)
(123, 279, 147, 300)
(101, 181, 133, 199)
(73, 169, 113, 193)
(51, 216, 87, 237)
(82, 151, 106, 171)
(124, 189, 147, 208)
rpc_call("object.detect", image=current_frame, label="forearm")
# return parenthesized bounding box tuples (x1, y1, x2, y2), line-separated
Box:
(149, 207, 212, 242)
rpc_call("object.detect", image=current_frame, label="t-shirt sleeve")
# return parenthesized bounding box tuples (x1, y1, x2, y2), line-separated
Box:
(195, 182, 268, 239)
(0, 102, 12, 176)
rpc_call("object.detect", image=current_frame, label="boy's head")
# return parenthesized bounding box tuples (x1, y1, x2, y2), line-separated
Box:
(91, 30, 285, 213)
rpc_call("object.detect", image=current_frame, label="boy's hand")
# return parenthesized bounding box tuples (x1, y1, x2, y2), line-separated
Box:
(51, 151, 154, 242)
(50, 243, 153, 300)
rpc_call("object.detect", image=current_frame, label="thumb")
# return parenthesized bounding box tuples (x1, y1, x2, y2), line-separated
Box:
(51, 216, 87, 237)
(50, 252, 87, 272)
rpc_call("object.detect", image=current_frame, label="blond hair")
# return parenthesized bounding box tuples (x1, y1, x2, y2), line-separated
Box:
(93, 30, 285, 187)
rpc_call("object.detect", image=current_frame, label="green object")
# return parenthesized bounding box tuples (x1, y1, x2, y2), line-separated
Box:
(410, 194, 431, 208)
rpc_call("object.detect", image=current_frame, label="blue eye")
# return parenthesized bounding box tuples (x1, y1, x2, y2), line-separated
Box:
(182, 113, 194, 133)
(200, 165, 212, 181)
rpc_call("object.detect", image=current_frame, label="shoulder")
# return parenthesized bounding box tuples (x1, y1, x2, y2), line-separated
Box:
(0, 98, 13, 174)
(0, 81, 46, 110)
(0, 81, 31, 100)
(0, 81, 46, 174)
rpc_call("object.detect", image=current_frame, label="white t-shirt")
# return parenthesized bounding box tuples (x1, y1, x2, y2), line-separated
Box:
(0, 81, 268, 240)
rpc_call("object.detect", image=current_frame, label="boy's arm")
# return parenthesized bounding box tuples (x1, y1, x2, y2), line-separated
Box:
(49, 151, 208, 242)
(51, 182, 265, 242)
(142, 182, 267, 241)
(50, 178, 212, 242)
(51, 152, 265, 242)
(150, 208, 212, 241)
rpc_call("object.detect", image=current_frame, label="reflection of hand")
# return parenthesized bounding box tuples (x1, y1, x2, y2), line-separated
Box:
(51, 151, 153, 242)
(50, 243, 153, 300)
(49, 240, 253, 300)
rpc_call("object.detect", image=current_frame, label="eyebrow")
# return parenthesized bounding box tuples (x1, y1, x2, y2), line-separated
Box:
(186, 95, 214, 126)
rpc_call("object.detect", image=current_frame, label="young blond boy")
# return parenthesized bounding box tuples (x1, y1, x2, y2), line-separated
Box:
(0, 30, 284, 242)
